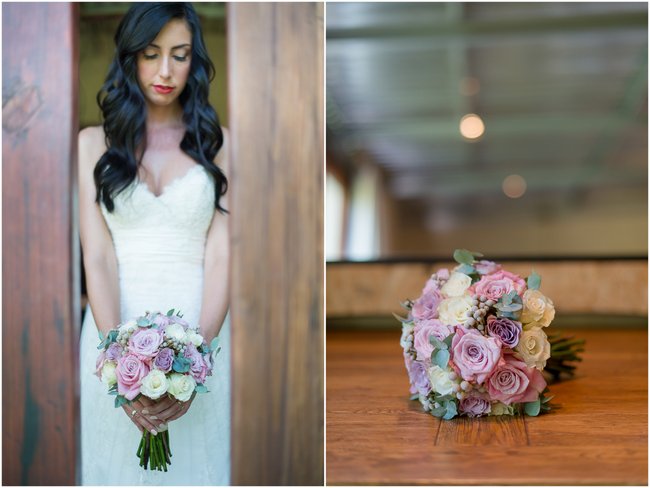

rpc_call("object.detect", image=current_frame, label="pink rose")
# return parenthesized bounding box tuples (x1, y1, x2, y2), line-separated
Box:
(413, 319, 453, 361)
(412, 290, 443, 323)
(185, 344, 209, 384)
(459, 392, 492, 417)
(116, 353, 150, 400)
(487, 354, 547, 405)
(404, 353, 431, 396)
(451, 327, 502, 384)
(128, 327, 164, 359)
(474, 260, 501, 275)
(470, 270, 527, 300)
(422, 268, 450, 295)
(95, 351, 106, 379)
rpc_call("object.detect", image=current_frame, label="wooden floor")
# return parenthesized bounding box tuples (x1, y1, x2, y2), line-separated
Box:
(326, 328, 647, 485)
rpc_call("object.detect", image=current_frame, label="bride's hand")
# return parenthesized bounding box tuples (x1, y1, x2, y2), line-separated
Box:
(121, 398, 164, 435)
(139, 392, 197, 425)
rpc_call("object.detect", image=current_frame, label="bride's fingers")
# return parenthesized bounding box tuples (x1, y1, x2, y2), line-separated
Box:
(165, 402, 190, 422)
(155, 399, 186, 422)
(122, 404, 160, 435)
(141, 396, 177, 417)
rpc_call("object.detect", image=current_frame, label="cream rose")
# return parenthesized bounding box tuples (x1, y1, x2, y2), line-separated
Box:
(101, 361, 117, 387)
(521, 289, 555, 327)
(441, 272, 472, 298)
(438, 295, 474, 326)
(400, 322, 415, 352)
(186, 330, 204, 348)
(140, 369, 170, 400)
(164, 323, 187, 342)
(118, 319, 138, 334)
(168, 373, 197, 402)
(428, 365, 456, 396)
(515, 327, 551, 370)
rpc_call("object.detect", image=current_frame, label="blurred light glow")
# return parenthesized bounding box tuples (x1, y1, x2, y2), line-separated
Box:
(460, 77, 480, 96)
(502, 174, 527, 198)
(459, 114, 485, 140)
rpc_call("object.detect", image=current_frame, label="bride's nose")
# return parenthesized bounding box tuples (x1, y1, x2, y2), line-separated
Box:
(159, 56, 172, 79)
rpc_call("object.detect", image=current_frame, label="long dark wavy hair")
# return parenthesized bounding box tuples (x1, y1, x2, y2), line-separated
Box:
(95, 2, 227, 212)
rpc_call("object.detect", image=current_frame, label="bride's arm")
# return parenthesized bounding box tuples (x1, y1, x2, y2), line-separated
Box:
(198, 128, 230, 342)
(79, 127, 121, 336)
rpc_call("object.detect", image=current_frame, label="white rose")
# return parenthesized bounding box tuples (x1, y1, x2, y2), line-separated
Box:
(428, 365, 456, 396)
(441, 272, 472, 298)
(167, 373, 197, 402)
(118, 319, 137, 333)
(489, 402, 515, 416)
(164, 323, 187, 342)
(186, 330, 204, 348)
(438, 295, 474, 326)
(515, 327, 551, 370)
(101, 361, 117, 387)
(521, 289, 555, 327)
(399, 322, 415, 352)
(140, 369, 170, 400)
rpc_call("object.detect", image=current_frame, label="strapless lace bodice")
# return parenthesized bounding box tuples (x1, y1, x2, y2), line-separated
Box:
(100, 164, 214, 326)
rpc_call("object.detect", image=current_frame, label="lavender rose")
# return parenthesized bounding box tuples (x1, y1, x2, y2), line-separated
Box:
(185, 344, 209, 384)
(487, 354, 547, 405)
(106, 342, 123, 361)
(459, 393, 492, 417)
(412, 290, 443, 323)
(404, 353, 431, 396)
(474, 260, 501, 275)
(116, 353, 150, 400)
(152, 314, 173, 330)
(413, 319, 453, 361)
(470, 270, 527, 301)
(486, 315, 522, 348)
(153, 347, 175, 373)
(129, 327, 164, 359)
(451, 327, 502, 384)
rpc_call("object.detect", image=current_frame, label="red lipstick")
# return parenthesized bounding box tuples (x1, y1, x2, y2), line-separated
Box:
(153, 85, 174, 94)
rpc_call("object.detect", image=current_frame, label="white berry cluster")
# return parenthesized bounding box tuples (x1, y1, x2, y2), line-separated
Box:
(463, 294, 496, 331)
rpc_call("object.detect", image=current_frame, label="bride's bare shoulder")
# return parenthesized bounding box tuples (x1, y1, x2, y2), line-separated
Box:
(78, 125, 107, 170)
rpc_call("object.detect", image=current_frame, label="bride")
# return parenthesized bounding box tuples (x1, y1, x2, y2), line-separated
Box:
(78, 3, 230, 485)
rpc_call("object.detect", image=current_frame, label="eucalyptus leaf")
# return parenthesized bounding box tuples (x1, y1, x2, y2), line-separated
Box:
(456, 263, 476, 276)
(430, 406, 446, 417)
(453, 249, 475, 265)
(443, 334, 455, 349)
(428, 335, 446, 350)
(114, 395, 129, 409)
(172, 357, 191, 373)
(524, 400, 541, 416)
(434, 349, 450, 369)
(409, 393, 419, 401)
(436, 394, 455, 403)
(98, 330, 105, 341)
(527, 271, 541, 290)
(136, 317, 151, 327)
(392, 312, 409, 323)
(166, 309, 175, 317)
(195, 384, 209, 394)
(210, 337, 220, 353)
(443, 400, 458, 420)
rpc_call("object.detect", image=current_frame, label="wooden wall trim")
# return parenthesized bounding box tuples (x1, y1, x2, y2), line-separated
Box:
(327, 260, 648, 318)
(2, 3, 80, 485)
(228, 3, 324, 485)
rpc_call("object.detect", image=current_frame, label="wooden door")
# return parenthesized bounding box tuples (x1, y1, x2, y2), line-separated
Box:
(228, 3, 324, 485)
(2, 3, 80, 485)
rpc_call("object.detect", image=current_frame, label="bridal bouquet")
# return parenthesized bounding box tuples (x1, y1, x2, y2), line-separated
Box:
(95, 309, 220, 471)
(397, 250, 583, 420)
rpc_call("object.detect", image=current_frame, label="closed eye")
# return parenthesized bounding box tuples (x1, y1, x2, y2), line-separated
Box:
(174, 55, 188, 62)
(143, 53, 158, 60)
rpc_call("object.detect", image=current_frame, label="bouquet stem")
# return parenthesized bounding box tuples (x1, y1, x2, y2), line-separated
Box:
(546, 333, 586, 381)
(137, 430, 172, 471)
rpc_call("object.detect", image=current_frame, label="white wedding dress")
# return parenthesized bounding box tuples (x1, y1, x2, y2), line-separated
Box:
(79, 164, 230, 485)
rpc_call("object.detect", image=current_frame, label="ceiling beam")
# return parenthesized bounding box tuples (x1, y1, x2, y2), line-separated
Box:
(327, 11, 647, 41)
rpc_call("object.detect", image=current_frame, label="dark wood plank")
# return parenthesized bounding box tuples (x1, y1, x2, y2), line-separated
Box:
(2, 3, 80, 485)
(228, 3, 324, 485)
(326, 328, 647, 485)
